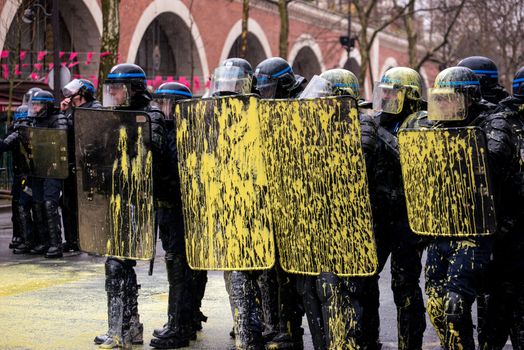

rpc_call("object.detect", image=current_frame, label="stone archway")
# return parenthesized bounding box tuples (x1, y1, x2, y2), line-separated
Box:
(226, 33, 267, 68)
(291, 47, 322, 82)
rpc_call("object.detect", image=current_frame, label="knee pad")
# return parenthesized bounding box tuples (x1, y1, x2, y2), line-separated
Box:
(105, 259, 126, 293)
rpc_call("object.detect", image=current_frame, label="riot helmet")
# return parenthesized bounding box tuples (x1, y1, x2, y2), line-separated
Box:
(299, 69, 360, 99)
(513, 66, 524, 98)
(153, 82, 193, 118)
(457, 56, 499, 89)
(372, 67, 422, 115)
(22, 87, 42, 105)
(13, 104, 29, 120)
(254, 57, 297, 98)
(27, 90, 56, 118)
(210, 58, 253, 96)
(103, 63, 147, 108)
(427, 66, 481, 121)
(62, 78, 96, 102)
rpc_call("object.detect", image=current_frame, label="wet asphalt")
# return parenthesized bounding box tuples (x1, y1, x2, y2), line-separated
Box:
(0, 210, 511, 349)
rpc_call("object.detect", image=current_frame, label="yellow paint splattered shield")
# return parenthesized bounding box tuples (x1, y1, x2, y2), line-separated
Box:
(398, 127, 497, 236)
(259, 96, 377, 276)
(18, 126, 69, 179)
(74, 108, 154, 260)
(176, 96, 275, 270)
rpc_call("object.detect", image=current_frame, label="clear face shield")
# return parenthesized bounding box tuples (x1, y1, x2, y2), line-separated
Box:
(210, 66, 252, 96)
(103, 83, 131, 108)
(372, 82, 406, 114)
(298, 75, 333, 99)
(154, 98, 174, 119)
(255, 75, 278, 99)
(62, 79, 83, 98)
(427, 88, 467, 121)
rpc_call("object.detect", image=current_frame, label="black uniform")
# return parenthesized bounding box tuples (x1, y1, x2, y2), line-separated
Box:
(479, 94, 524, 350)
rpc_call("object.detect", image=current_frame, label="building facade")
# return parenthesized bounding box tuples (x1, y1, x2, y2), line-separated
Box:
(0, 0, 439, 98)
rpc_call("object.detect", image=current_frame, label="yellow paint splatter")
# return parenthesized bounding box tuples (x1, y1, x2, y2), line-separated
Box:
(398, 127, 496, 237)
(175, 96, 275, 270)
(108, 125, 154, 259)
(258, 97, 377, 276)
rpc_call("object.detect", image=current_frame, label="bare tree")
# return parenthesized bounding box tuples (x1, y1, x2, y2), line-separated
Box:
(240, 0, 250, 58)
(264, 0, 293, 58)
(96, 0, 120, 99)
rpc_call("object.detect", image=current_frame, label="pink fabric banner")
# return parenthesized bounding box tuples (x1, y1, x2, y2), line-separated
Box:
(37, 51, 47, 61)
(1, 51, 9, 59)
(2, 64, 8, 79)
(19, 51, 27, 61)
(68, 52, 78, 61)
(85, 52, 94, 65)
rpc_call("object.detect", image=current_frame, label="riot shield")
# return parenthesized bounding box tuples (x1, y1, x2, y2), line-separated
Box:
(398, 127, 496, 237)
(74, 108, 154, 260)
(258, 96, 377, 277)
(175, 96, 275, 270)
(18, 126, 69, 179)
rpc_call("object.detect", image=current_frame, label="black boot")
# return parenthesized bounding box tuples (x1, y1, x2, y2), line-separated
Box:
(13, 204, 34, 254)
(30, 202, 49, 254)
(44, 201, 63, 258)
(151, 254, 192, 349)
(191, 270, 208, 332)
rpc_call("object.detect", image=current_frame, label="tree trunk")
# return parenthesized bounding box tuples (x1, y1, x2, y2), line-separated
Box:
(240, 0, 249, 59)
(97, 0, 120, 100)
(278, 0, 289, 58)
(404, 0, 417, 68)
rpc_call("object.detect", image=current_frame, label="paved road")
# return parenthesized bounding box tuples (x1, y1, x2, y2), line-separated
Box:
(0, 210, 510, 349)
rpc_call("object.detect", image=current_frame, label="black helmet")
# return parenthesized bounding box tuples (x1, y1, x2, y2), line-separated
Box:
(513, 66, 524, 98)
(428, 66, 480, 121)
(457, 56, 499, 89)
(210, 58, 253, 96)
(27, 90, 56, 118)
(103, 63, 147, 108)
(62, 78, 96, 101)
(254, 57, 297, 98)
(22, 87, 42, 105)
(154, 82, 193, 118)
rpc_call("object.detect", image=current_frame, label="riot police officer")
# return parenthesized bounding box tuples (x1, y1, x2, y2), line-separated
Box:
(60, 79, 102, 252)
(297, 68, 379, 349)
(367, 67, 427, 350)
(1, 103, 35, 254)
(479, 66, 524, 350)
(149, 82, 196, 349)
(94, 63, 166, 349)
(402, 66, 515, 350)
(457, 56, 509, 105)
(25, 90, 68, 259)
(253, 57, 306, 350)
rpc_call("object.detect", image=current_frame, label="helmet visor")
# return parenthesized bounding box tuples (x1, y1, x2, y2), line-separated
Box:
(103, 83, 131, 108)
(154, 98, 174, 119)
(372, 82, 405, 114)
(210, 66, 252, 96)
(427, 88, 466, 121)
(513, 78, 524, 97)
(255, 75, 278, 99)
(298, 75, 333, 99)
(62, 79, 83, 98)
(27, 95, 53, 117)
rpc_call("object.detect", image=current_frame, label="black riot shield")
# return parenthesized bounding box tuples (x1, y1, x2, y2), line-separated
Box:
(74, 108, 154, 260)
(18, 126, 69, 179)
(398, 127, 497, 237)
(175, 96, 275, 271)
(258, 96, 377, 277)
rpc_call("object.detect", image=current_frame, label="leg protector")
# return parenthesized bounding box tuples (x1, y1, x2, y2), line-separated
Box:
(257, 267, 280, 341)
(231, 271, 264, 350)
(443, 291, 475, 350)
(44, 200, 63, 258)
(296, 275, 325, 350)
(13, 204, 34, 254)
(150, 253, 192, 349)
(191, 270, 208, 331)
(98, 259, 126, 349)
(29, 202, 49, 254)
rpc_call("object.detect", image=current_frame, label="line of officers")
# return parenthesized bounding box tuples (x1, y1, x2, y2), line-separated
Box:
(1, 54, 524, 350)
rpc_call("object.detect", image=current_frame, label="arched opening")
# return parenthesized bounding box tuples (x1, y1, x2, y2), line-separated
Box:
(1, 0, 101, 81)
(291, 47, 321, 82)
(135, 12, 204, 91)
(226, 33, 267, 68)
